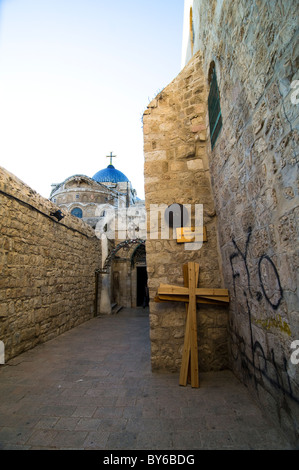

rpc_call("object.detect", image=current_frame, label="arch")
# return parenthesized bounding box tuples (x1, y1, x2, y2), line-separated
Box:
(131, 241, 146, 267)
(100, 238, 145, 272)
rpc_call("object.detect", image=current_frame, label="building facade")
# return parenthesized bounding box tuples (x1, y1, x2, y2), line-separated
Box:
(143, 0, 299, 445)
(49, 158, 138, 229)
(49, 157, 147, 312)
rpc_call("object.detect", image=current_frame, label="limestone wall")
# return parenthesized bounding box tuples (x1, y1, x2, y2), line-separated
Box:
(143, 51, 229, 373)
(0, 166, 102, 361)
(182, 0, 299, 444)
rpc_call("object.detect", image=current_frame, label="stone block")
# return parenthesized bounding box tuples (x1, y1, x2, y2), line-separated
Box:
(169, 161, 187, 172)
(191, 124, 206, 133)
(176, 144, 196, 160)
(187, 159, 204, 171)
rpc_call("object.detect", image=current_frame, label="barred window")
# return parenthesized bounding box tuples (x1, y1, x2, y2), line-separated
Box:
(208, 68, 222, 149)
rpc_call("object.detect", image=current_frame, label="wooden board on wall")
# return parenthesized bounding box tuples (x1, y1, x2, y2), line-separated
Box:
(176, 226, 207, 243)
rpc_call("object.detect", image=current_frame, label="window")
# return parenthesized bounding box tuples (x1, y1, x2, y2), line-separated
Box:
(208, 67, 222, 149)
(71, 207, 83, 219)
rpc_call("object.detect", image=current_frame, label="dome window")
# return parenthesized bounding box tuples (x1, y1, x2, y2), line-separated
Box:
(71, 207, 83, 219)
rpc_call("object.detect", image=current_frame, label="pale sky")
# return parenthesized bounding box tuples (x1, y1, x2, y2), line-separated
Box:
(0, 0, 184, 200)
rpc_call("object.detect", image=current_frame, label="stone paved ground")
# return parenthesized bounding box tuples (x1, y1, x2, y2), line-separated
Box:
(0, 308, 294, 450)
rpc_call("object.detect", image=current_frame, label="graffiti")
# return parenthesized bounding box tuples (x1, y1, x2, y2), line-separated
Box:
(230, 226, 252, 296)
(228, 227, 299, 405)
(230, 318, 299, 404)
(230, 227, 284, 309)
(258, 254, 283, 310)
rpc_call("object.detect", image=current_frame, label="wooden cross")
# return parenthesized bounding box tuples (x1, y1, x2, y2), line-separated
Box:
(106, 152, 116, 166)
(155, 262, 229, 388)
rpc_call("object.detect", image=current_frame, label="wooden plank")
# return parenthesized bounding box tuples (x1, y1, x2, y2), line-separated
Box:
(158, 285, 189, 296)
(197, 295, 229, 303)
(155, 291, 229, 303)
(179, 265, 191, 386)
(176, 226, 207, 243)
(188, 262, 199, 388)
(179, 296, 191, 384)
(183, 264, 192, 386)
(158, 285, 229, 297)
(155, 295, 227, 305)
(179, 263, 199, 386)
(195, 288, 229, 296)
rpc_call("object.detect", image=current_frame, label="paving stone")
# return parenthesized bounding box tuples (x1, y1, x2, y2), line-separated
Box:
(72, 406, 97, 418)
(106, 430, 138, 450)
(75, 418, 102, 431)
(0, 308, 294, 450)
(83, 430, 109, 450)
(26, 429, 58, 447)
(50, 430, 88, 448)
(53, 417, 80, 431)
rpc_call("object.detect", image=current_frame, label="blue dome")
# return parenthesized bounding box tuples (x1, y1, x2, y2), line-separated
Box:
(92, 164, 129, 184)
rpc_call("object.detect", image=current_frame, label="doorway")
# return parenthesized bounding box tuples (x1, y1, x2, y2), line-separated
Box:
(136, 266, 148, 307)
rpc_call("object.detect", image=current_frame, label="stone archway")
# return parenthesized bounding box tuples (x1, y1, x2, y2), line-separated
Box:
(100, 238, 145, 273)
(98, 238, 146, 312)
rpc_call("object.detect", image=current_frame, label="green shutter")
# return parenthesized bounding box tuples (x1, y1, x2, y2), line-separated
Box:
(208, 69, 222, 149)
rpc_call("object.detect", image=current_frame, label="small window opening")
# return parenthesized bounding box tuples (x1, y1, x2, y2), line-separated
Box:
(71, 207, 83, 219)
(208, 66, 222, 149)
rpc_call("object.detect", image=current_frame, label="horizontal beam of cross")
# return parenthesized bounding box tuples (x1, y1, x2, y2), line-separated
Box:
(155, 294, 228, 305)
(157, 284, 229, 303)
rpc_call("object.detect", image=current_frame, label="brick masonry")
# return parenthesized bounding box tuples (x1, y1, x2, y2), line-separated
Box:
(144, 0, 299, 445)
(143, 51, 229, 374)
(0, 167, 102, 361)
(192, 0, 299, 445)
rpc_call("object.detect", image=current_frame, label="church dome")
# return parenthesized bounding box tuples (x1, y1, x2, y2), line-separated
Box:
(92, 164, 129, 184)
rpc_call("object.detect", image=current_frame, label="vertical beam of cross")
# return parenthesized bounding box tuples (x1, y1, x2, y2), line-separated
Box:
(188, 262, 199, 387)
(106, 152, 116, 166)
(179, 262, 199, 388)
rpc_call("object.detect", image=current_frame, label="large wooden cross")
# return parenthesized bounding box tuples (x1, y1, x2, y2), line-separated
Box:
(155, 262, 229, 388)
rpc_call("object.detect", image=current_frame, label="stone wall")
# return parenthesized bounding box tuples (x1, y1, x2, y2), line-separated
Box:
(0, 166, 102, 362)
(143, 51, 229, 373)
(180, 0, 299, 445)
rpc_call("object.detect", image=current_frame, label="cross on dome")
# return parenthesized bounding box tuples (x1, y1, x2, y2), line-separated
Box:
(106, 152, 116, 167)
(92, 153, 129, 183)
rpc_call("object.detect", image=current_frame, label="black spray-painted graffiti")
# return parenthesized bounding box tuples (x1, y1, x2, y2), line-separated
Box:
(229, 226, 298, 405)
(258, 254, 283, 311)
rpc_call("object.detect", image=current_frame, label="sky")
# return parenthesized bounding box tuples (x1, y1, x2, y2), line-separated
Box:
(0, 0, 184, 200)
